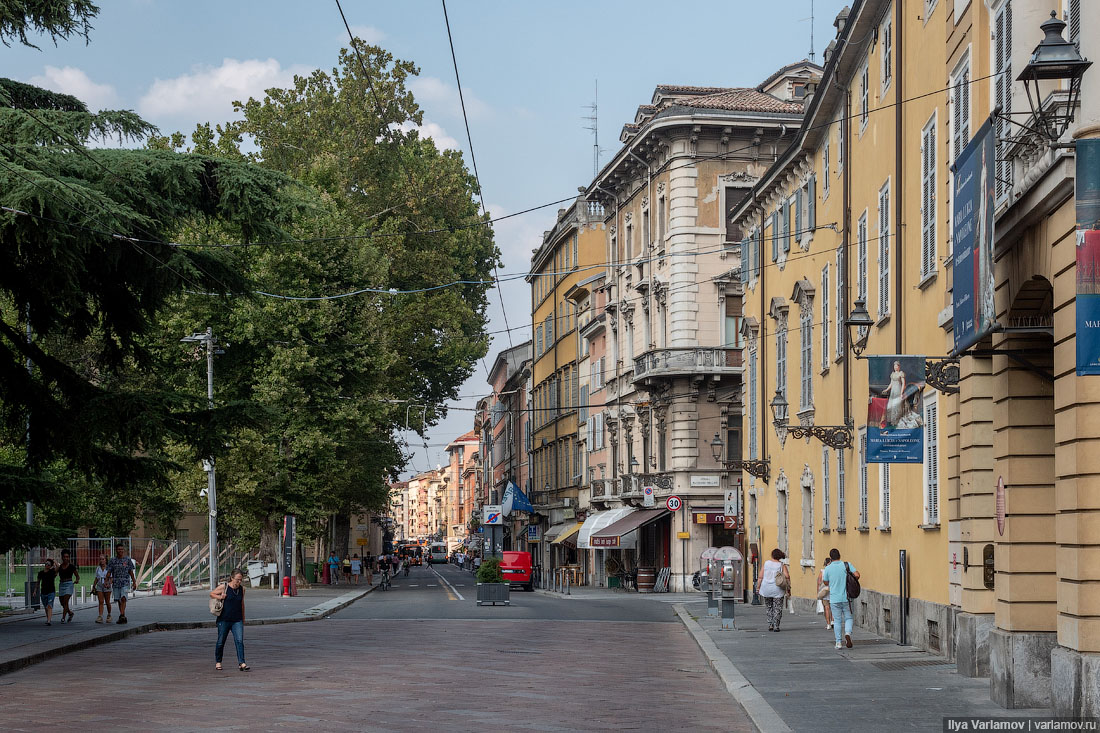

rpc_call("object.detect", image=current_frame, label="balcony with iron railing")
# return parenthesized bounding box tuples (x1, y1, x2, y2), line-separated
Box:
(633, 347, 742, 384)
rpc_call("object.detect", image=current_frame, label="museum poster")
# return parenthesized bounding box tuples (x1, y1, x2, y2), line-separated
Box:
(1076, 138, 1100, 375)
(951, 118, 997, 354)
(866, 355, 925, 463)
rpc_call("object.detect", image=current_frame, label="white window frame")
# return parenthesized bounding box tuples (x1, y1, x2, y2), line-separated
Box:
(835, 248, 845, 362)
(858, 428, 869, 528)
(859, 62, 870, 134)
(923, 391, 940, 525)
(992, 0, 1013, 203)
(837, 448, 846, 529)
(857, 211, 869, 303)
(822, 140, 831, 199)
(800, 306, 813, 410)
(801, 474, 814, 562)
(837, 117, 844, 174)
(879, 463, 891, 529)
(950, 50, 971, 164)
(821, 263, 830, 371)
(749, 343, 758, 460)
(920, 112, 938, 280)
(822, 447, 831, 530)
(881, 15, 893, 95)
(877, 178, 891, 320)
(776, 321, 788, 400)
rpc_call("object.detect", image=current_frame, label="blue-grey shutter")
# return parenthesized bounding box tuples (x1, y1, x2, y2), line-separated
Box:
(782, 202, 791, 253)
(770, 213, 778, 262)
(740, 236, 749, 283)
(795, 188, 804, 243)
(808, 175, 817, 230)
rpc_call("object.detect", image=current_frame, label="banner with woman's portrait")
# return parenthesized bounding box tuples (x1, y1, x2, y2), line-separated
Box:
(866, 355, 925, 463)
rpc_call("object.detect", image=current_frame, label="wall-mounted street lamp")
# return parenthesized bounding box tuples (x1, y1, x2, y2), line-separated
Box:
(1016, 11, 1091, 144)
(844, 297, 874, 358)
(770, 389, 853, 450)
(710, 432, 770, 483)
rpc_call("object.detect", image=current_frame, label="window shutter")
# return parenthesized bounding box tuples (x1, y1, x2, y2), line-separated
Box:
(783, 201, 791, 253)
(881, 464, 891, 527)
(821, 264, 830, 369)
(837, 449, 846, 528)
(771, 213, 779, 262)
(925, 397, 940, 524)
(1069, 0, 1081, 48)
(879, 184, 890, 317)
(808, 174, 817, 229)
(741, 236, 750, 283)
(795, 187, 804, 244)
(835, 249, 845, 359)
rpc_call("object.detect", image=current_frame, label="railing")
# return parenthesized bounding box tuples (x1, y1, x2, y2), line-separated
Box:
(633, 347, 742, 381)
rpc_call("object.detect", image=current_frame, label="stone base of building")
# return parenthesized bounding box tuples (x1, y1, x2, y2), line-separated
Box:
(1050, 646, 1100, 718)
(955, 612, 995, 678)
(790, 589, 955, 658)
(988, 628, 1058, 709)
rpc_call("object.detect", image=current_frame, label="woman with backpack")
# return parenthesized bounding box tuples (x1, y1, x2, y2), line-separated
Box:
(821, 548, 861, 649)
(756, 548, 791, 632)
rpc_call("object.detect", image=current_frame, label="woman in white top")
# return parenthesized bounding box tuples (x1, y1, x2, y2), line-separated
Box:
(94, 555, 112, 624)
(756, 548, 791, 632)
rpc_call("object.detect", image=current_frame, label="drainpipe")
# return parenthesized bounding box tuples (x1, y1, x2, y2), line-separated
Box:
(844, 90, 852, 426)
(759, 200, 767, 468)
(894, 4, 903, 355)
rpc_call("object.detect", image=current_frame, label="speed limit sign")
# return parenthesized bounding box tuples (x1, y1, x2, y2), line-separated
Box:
(666, 495, 682, 512)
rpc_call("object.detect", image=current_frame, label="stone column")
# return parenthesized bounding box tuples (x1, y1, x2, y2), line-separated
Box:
(666, 140, 700, 347)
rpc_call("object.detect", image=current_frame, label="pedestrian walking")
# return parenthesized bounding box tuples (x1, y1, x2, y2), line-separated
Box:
(37, 558, 58, 626)
(756, 548, 790, 632)
(56, 549, 80, 623)
(351, 554, 361, 585)
(105, 543, 136, 624)
(821, 547, 860, 649)
(390, 554, 399, 575)
(94, 555, 113, 623)
(364, 554, 374, 585)
(327, 551, 340, 586)
(818, 557, 834, 630)
(342, 555, 352, 583)
(209, 569, 249, 672)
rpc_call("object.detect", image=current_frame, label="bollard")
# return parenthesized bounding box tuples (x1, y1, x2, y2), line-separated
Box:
(565, 573, 570, 596)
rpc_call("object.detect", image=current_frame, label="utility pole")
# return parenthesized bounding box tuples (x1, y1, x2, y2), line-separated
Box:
(182, 327, 221, 589)
(24, 309, 33, 605)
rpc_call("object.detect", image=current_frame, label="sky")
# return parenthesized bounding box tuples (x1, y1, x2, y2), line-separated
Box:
(7, 0, 849, 479)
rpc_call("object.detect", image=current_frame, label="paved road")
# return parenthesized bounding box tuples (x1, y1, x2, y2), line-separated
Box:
(0, 562, 755, 732)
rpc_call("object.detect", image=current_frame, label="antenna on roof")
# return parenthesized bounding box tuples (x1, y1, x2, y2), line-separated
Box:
(809, 0, 816, 63)
(582, 80, 601, 177)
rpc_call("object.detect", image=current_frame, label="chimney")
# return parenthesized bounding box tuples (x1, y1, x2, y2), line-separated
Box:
(834, 5, 851, 36)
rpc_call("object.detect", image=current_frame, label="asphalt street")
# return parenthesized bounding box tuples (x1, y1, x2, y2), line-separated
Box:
(0, 562, 755, 732)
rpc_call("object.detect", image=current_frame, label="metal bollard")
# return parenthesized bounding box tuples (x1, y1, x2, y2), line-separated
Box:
(565, 574, 570, 596)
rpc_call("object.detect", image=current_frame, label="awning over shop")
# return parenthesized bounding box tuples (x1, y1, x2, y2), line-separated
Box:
(576, 507, 634, 550)
(550, 522, 584, 546)
(591, 509, 670, 548)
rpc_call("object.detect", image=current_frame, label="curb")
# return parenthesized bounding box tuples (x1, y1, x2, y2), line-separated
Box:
(673, 604, 791, 733)
(0, 585, 376, 677)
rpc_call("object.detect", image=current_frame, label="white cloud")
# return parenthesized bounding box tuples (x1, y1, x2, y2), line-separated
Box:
(409, 76, 490, 120)
(29, 66, 118, 111)
(345, 25, 386, 44)
(138, 58, 312, 122)
(394, 120, 460, 152)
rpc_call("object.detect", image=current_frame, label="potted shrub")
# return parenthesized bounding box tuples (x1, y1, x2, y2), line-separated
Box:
(476, 556, 510, 606)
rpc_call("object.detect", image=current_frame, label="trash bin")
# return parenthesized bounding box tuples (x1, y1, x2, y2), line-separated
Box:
(304, 562, 318, 584)
(607, 576, 620, 588)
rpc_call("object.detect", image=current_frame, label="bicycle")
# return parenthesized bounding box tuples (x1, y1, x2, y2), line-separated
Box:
(379, 568, 391, 591)
(403, 562, 410, 578)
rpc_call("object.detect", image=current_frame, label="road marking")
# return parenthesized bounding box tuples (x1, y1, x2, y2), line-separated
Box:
(427, 584, 438, 587)
(431, 566, 464, 601)
(408, 584, 419, 587)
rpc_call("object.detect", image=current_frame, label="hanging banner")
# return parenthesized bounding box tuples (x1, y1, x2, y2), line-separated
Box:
(866, 355, 925, 463)
(1076, 139, 1100, 374)
(951, 118, 998, 354)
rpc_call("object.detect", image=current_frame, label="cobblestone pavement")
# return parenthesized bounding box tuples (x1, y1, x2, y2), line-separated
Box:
(0, 571, 756, 732)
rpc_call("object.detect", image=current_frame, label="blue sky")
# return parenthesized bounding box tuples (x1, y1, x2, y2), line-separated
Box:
(8, 0, 848, 478)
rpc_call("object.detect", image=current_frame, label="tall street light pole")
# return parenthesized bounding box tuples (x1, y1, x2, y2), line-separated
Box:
(182, 327, 220, 589)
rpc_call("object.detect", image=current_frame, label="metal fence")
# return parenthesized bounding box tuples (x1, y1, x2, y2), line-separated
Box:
(2, 538, 258, 610)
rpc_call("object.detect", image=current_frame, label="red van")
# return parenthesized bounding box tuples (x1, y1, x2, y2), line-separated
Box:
(500, 551, 534, 591)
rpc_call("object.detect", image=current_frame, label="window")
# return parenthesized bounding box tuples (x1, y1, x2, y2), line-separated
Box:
(835, 249, 845, 361)
(571, 368, 578, 409)
(879, 463, 891, 528)
(859, 63, 869, 132)
(925, 0, 939, 20)
(579, 385, 589, 424)
(657, 195, 666, 246)
(822, 448, 831, 530)
(725, 188, 749, 244)
(749, 344, 758, 459)
(822, 141, 831, 198)
(801, 475, 814, 561)
(593, 412, 604, 450)
(776, 320, 788, 399)
(770, 212, 779, 262)
(821, 264, 830, 370)
(800, 307, 813, 410)
(837, 449, 846, 529)
(857, 211, 869, 303)
(536, 325, 543, 356)
(877, 179, 891, 319)
(923, 393, 940, 525)
(793, 82, 806, 99)
(564, 242, 571, 272)
(921, 113, 938, 279)
(572, 233, 578, 270)
(626, 223, 634, 257)
(858, 428, 869, 528)
(993, 1, 1013, 202)
(642, 208, 650, 249)
(546, 313, 554, 346)
(1068, 0, 1081, 50)
(881, 16, 893, 93)
(573, 441, 582, 478)
(797, 176, 816, 240)
(725, 296, 743, 348)
(837, 117, 844, 173)
(783, 198, 792, 254)
(951, 54, 971, 162)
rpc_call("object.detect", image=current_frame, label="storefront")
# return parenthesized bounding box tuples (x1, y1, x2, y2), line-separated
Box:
(576, 507, 633, 587)
(590, 508, 672, 591)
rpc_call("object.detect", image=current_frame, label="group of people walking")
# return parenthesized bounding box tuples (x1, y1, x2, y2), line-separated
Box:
(755, 546, 860, 649)
(35, 544, 137, 626)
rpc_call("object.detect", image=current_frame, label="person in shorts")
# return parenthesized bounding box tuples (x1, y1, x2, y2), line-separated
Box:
(57, 549, 80, 624)
(94, 555, 113, 623)
(350, 554, 361, 585)
(37, 559, 58, 626)
(342, 555, 352, 583)
(105, 544, 136, 624)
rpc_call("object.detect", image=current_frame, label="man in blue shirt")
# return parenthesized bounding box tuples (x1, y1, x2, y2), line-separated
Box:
(821, 548, 860, 649)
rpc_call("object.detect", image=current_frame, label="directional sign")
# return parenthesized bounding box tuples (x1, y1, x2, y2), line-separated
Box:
(666, 495, 682, 512)
(484, 504, 503, 526)
(724, 489, 737, 517)
(724, 518, 738, 531)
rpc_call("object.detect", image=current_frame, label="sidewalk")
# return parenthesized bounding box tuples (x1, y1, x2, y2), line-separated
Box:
(675, 599, 1047, 732)
(0, 582, 375, 676)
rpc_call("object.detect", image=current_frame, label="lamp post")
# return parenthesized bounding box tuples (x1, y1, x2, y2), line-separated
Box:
(844, 297, 874, 358)
(712, 431, 771, 483)
(181, 328, 221, 589)
(771, 388, 853, 450)
(1015, 11, 1092, 144)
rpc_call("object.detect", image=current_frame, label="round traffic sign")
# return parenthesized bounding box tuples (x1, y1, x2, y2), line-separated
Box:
(643, 486, 654, 496)
(666, 495, 682, 511)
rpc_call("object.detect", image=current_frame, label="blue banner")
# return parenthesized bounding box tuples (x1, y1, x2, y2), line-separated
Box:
(1077, 139, 1100, 375)
(951, 119, 998, 354)
(866, 355, 925, 463)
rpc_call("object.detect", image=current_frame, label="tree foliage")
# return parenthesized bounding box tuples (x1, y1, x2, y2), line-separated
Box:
(0, 0, 99, 49)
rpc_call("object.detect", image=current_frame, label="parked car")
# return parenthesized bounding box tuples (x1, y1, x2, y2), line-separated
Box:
(500, 551, 534, 592)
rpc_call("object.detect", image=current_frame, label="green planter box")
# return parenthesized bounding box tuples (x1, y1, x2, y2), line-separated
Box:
(608, 576, 621, 588)
(476, 582, 510, 606)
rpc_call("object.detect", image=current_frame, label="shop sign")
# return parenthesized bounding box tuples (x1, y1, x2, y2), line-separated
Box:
(690, 475, 720, 487)
(693, 513, 738, 528)
(562, 507, 575, 520)
(590, 535, 621, 548)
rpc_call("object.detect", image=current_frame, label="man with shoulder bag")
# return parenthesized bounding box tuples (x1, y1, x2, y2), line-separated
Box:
(821, 548, 861, 649)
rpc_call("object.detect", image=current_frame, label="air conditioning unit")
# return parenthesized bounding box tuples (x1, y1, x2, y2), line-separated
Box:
(562, 498, 573, 507)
